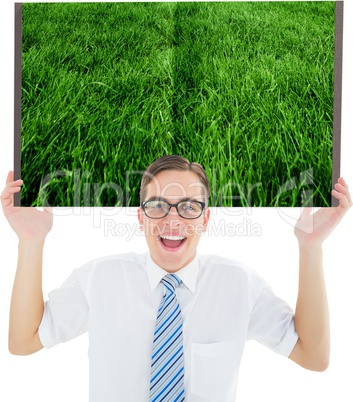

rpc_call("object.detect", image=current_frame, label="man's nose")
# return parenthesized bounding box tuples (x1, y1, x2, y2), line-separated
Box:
(162, 207, 183, 225)
(168, 205, 180, 216)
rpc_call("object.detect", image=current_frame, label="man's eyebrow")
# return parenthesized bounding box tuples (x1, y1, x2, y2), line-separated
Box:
(144, 196, 204, 203)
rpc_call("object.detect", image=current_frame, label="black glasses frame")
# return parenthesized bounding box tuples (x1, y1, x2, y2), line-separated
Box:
(141, 199, 206, 219)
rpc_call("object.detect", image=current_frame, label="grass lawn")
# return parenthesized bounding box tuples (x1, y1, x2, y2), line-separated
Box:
(20, 1, 336, 207)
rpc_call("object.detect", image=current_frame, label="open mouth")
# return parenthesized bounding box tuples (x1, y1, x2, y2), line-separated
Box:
(159, 235, 187, 251)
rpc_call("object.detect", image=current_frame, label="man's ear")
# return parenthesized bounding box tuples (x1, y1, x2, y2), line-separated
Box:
(137, 207, 144, 231)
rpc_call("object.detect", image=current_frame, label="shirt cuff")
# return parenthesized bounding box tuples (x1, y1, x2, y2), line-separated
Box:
(276, 324, 299, 357)
(38, 303, 55, 349)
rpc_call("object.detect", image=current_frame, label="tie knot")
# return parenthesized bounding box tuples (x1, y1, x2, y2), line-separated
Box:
(161, 274, 181, 293)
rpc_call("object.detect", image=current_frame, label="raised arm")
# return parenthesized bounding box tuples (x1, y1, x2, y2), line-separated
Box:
(289, 177, 352, 371)
(1, 171, 53, 355)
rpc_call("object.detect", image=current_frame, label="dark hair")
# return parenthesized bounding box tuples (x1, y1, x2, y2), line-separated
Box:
(140, 155, 210, 205)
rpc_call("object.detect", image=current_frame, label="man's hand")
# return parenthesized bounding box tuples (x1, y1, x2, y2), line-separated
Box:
(294, 177, 352, 248)
(1, 171, 53, 241)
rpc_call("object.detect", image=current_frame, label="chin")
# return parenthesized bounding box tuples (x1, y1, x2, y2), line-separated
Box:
(147, 233, 199, 272)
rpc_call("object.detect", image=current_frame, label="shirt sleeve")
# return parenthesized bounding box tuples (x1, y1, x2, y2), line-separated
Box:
(247, 280, 298, 357)
(38, 268, 89, 349)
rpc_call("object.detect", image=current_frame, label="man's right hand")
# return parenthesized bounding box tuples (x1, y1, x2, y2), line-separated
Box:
(1, 171, 53, 241)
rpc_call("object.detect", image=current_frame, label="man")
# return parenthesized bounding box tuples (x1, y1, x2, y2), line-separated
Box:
(1, 155, 352, 402)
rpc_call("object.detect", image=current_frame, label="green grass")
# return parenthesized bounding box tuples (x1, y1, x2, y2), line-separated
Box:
(20, 1, 336, 207)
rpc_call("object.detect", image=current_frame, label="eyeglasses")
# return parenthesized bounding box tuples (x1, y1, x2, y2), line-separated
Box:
(141, 199, 206, 219)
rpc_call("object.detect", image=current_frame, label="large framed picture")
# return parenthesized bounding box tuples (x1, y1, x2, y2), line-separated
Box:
(14, 1, 343, 207)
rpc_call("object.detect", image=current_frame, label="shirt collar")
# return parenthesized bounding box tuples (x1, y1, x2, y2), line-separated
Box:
(146, 253, 199, 294)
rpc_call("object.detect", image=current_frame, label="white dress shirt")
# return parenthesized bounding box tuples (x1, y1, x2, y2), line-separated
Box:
(39, 252, 298, 402)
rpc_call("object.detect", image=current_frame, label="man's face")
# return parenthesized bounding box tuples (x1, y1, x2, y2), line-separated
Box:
(138, 170, 210, 273)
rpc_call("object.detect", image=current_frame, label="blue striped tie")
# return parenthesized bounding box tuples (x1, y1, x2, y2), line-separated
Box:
(149, 274, 185, 402)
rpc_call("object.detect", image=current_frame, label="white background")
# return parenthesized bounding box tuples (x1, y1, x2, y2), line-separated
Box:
(0, 1, 352, 401)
